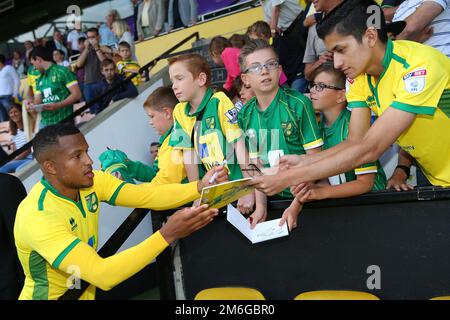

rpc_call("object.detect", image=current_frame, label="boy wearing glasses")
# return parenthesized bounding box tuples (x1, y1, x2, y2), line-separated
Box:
(238, 39, 323, 228)
(280, 64, 387, 230)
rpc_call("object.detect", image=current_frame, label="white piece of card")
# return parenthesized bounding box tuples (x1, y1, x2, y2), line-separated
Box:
(226, 204, 289, 244)
(268, 149, 284, 168)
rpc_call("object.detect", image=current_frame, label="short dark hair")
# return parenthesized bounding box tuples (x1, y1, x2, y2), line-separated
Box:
(317, 0, 388, 43)
(229, 34, 249, 49)
(246, 21, 271, 39)
(239, 39, 276, 71)
(150, 142, 160, 148)
(33, 123, 81, 163)
(78, 36, 86, 43)
(312, 62, 346, 89)
(54, 49, 65, 56)
(0, 54, 5, 64)
(144, 86, 178, 111)
(118, 41, 131, 49)
(100, 58, 115, 69)
(31, 46, 53, 62)
(87, 27, 99, 36)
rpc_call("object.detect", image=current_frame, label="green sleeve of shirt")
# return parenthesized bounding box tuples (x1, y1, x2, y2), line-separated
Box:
(168, 119, 193, 149)
(298, 98, 323, 149)
(127, 160, 156, 182)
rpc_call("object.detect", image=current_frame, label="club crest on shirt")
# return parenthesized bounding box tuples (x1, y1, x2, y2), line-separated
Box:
(225, 108, 238, 124)
(205, 117, 216, 129)
(281, 122, 293, 137)
(85, 192, 99, 213)
(403, 68, 426, 94)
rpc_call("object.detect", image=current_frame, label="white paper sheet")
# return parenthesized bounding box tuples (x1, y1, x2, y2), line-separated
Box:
(226, 204, 289, 244)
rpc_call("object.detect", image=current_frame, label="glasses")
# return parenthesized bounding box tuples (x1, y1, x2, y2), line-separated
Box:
(309, 82, 344, 92)
(241, 163, 263, 177)
(244, 60, 279, 74)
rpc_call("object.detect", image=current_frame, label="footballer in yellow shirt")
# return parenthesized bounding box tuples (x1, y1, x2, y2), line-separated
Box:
(14, 123, 225, 299)
(250, 0, 450, 195)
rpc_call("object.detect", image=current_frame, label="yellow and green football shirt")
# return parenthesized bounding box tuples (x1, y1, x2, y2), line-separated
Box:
(35, 63, 78, 125)
(238, 87, 323, 197)
(27, 65, 41, 92)
(14, 170, 200, 300)
(152, 126, 186, 185)
(169, 88, 243, 180)
(347, 39, 450, 187)
(116, 60, 142, 86)
(320, 109, 387, 190)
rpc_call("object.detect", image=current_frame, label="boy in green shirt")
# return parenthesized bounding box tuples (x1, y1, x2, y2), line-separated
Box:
(238, 39, 323, 228)
(281, 64, 387, 230)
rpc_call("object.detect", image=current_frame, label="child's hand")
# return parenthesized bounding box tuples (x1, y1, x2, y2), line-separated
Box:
(290, 183, 312, 201)
(237, 192, 255, 214)
(279, 202, 302, 231)
(248, 206, 267, 229)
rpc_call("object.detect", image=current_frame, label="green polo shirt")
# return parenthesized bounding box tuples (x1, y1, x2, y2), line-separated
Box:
(169, 88, 243, 180)
(320, 109, 386, 191)
(35, 64, 78, 125)
(238, 87, 323, 198)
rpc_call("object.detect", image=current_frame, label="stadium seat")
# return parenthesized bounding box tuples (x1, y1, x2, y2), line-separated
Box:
(430, 296, 450, 300)
(294, 290, 380, 300)
(194, 287, 266, 300)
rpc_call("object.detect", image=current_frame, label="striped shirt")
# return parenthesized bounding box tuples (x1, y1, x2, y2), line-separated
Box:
(13, 129, 32, 159)
(393, 0, 450, 57)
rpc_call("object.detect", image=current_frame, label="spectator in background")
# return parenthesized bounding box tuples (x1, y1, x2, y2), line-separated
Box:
(303, 0, 343, 81)
(29, 46, 81, 129)
(233, 76, 255, 112)
(66, 22, 86, 56)
(0, 54, 20, 122)
(112, 19, 136, 59)
(382, 0, 405, 21)
(53, 50, 70, 68)
(99, 9, 120, 47)
(76, 28, 111, 112)
(168, 0, 198, 32)
(24, 41, 34, 68)
(230, 34, 249, 49)
(209, 36, 241, 94)
(91, 59, 138, 114)
(137, 0, 165, 40)
(150, 141, 160, 165)
(74, 37, 87, 99)
(261, 0, 308, 92)
(393, 0, 450, 57)
(11, 51, 25, 77)
(0, 104, 33, 173)
(131, 0, 142, 41)
(46, 29, 69, 61)
(116, 41, 142, 86)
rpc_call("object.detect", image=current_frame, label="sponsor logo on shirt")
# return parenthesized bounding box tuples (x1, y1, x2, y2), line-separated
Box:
(403, 68, 426, 94)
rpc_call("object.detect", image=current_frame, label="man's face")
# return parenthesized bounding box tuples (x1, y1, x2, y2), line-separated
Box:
(54, 31, 63, 42)
(324, 32, 372, 80)
(145, 107, 173, 136)
(119, 47, 132, 60)
(78, 41, 86, 52)
(169, 62, 202, 102)
(47, 134, 94, 189)
(150, 145, 159, 161)
(53, 50, 63, 63)
(241, 48, 280, 95)
(102, 64, 116, 81)
(87, 31, 99, 45)
(32, 57, 45, 73)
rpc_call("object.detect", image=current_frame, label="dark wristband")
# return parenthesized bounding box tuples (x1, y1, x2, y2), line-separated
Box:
(396, 165, 410, 178)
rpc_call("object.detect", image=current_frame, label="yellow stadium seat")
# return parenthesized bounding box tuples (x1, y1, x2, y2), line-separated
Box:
(294, 290, 380, 300)
(194, 287, 266, 300)
(430, 296, 450, 300)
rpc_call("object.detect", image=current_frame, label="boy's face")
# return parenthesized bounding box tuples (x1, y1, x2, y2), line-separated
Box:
(119, 46, 132, 60)
(310, 71, 345, 112)
(102, 63, 116, 81)
(169, 61, 205, 103)
(241, 48, 280, 95)
(324, 31, 373, 80)
(53, 50, 63, 63)
(239, 83, 255, 104)
(150, 145, 159, 161)
(145, 106, 173, 136)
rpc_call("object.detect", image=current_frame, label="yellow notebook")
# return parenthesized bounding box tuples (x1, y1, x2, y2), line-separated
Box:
(200, 178, 254, 209)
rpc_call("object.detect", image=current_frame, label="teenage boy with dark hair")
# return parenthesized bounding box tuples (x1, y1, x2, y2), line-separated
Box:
(251, 0, 450, 195)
